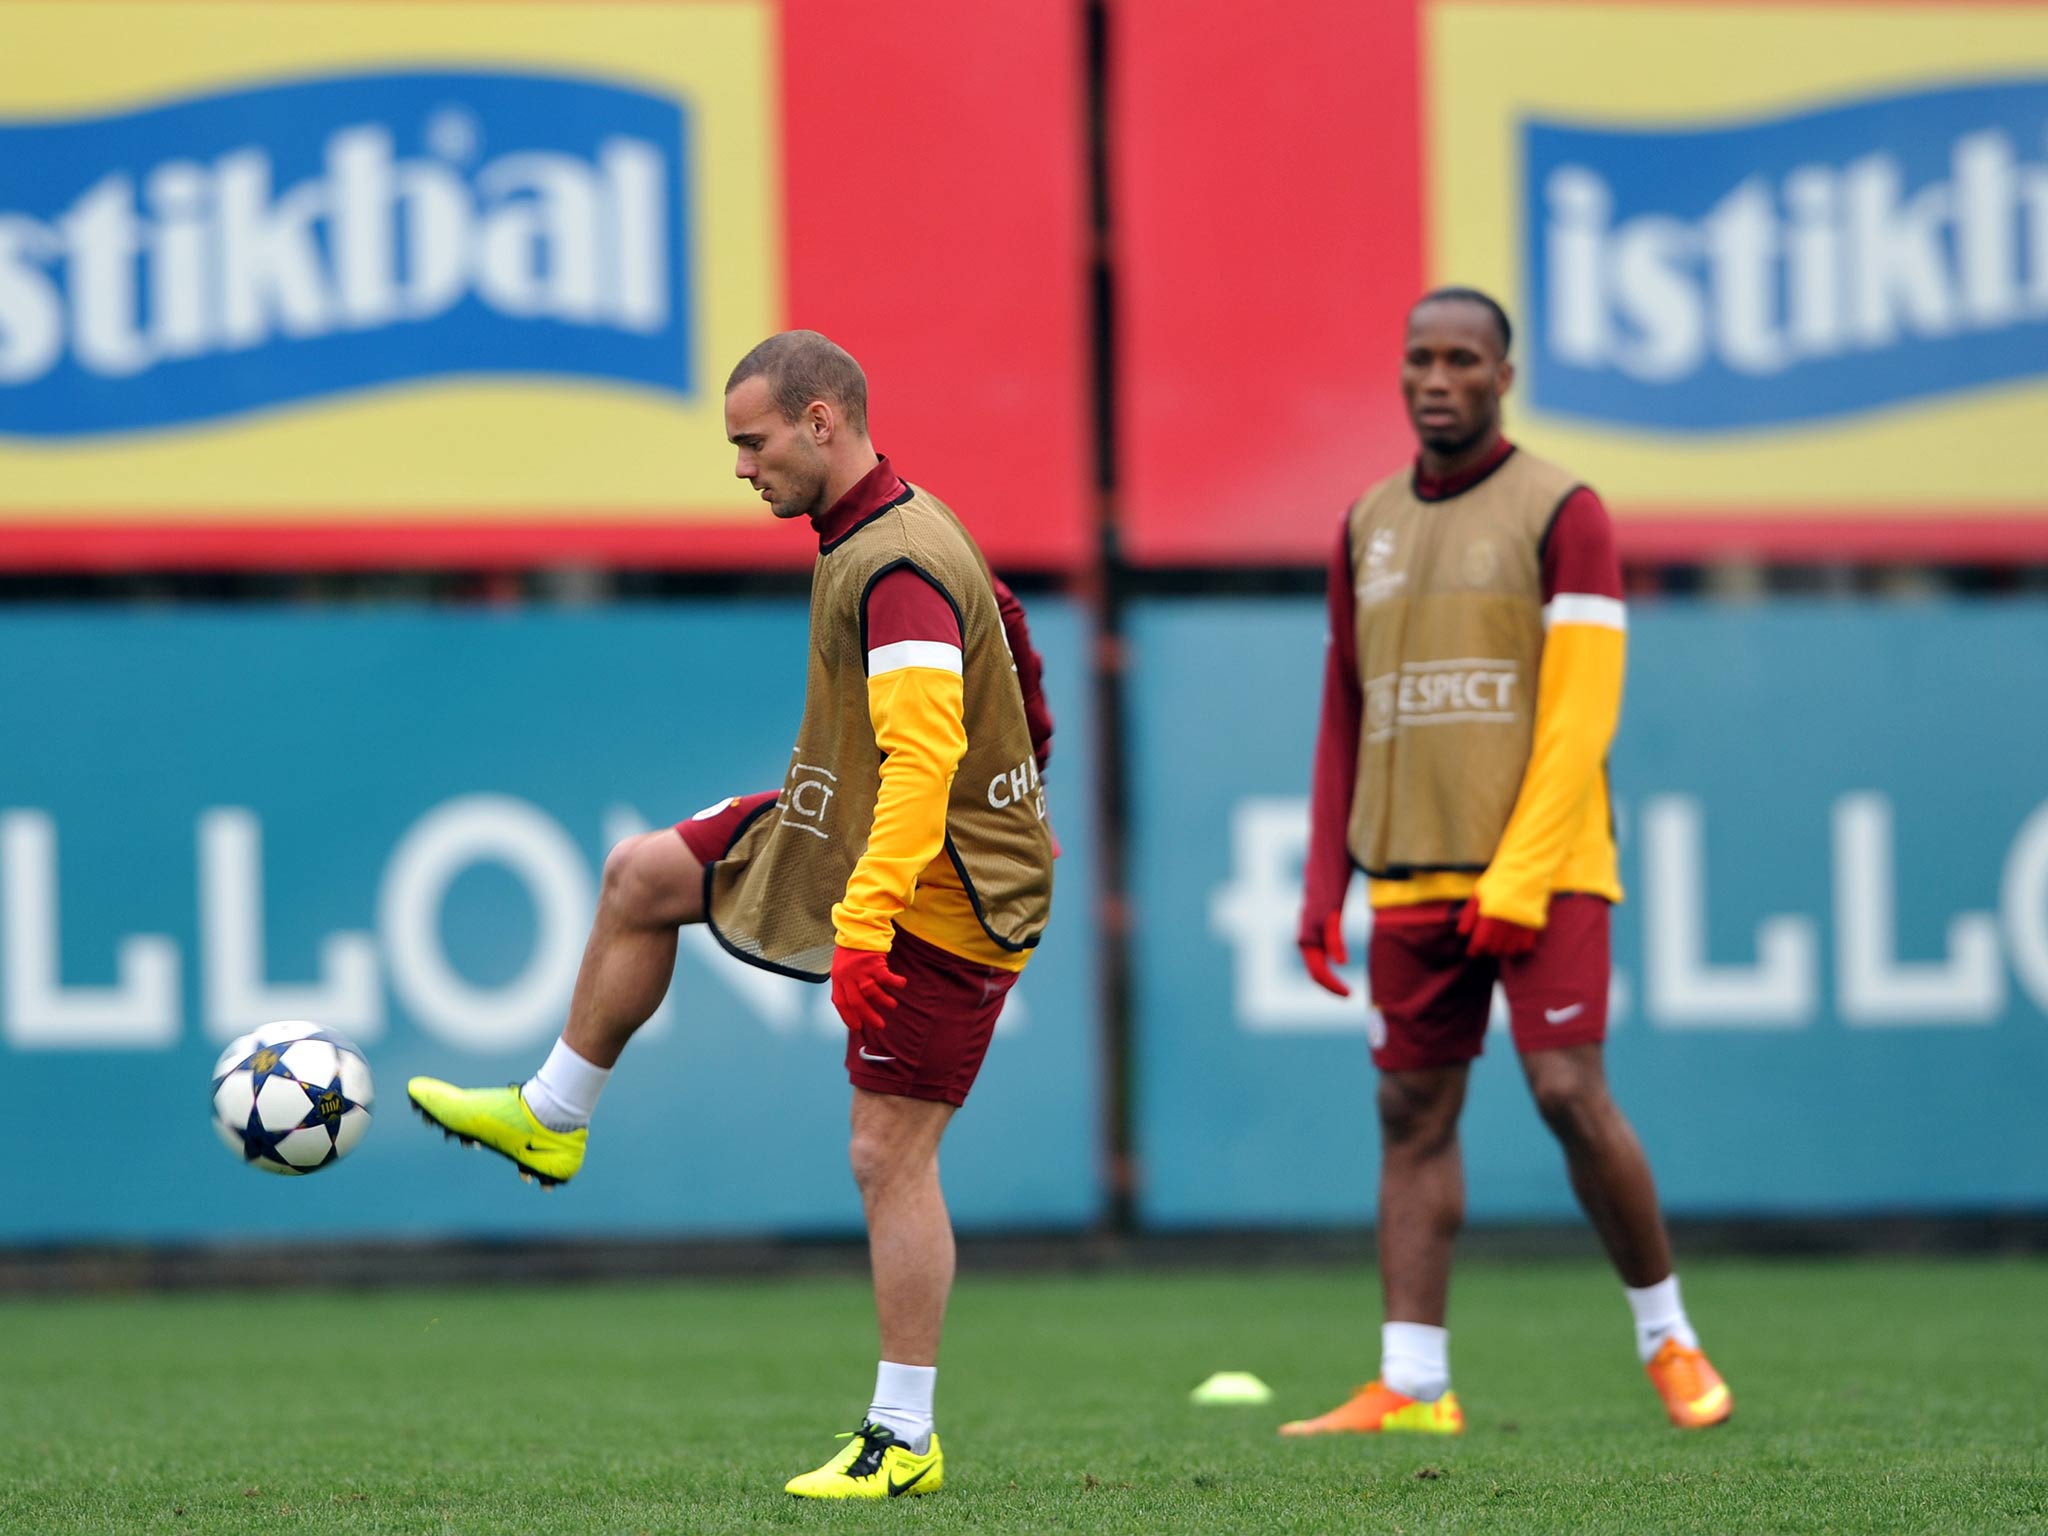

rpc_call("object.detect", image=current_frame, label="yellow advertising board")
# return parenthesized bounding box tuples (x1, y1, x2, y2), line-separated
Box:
(1428, 1, 2048, 553)
(0, 1, 779, 560)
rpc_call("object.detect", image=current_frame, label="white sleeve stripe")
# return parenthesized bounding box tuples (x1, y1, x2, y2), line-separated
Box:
(1543, 594, 1628, 632)
(868, 639, 964, 676)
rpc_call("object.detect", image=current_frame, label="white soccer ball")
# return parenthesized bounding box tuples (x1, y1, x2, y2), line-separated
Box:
(210, 1021, 374, 1175)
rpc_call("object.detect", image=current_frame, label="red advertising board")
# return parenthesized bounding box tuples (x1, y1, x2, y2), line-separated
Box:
(0, 0, 1090, 572)
(1114, 0, 2048, 564)
(1111, 0, 1423, 567)
(783, 0, 1091, 574)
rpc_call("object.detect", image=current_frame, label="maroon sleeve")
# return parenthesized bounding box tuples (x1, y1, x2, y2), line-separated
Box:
(863, 565, 965, 651)
(992, 574, 1055, 772)
(1540, 487, 1623, 604)
(1300, 513, 1361, 946)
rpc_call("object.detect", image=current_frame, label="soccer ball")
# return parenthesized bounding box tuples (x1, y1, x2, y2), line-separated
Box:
(210, 1021, 374, 1175)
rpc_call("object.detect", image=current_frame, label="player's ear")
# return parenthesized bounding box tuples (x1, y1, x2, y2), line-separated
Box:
(804, 398, 835, 443)
(1497, 358, 1515, 399)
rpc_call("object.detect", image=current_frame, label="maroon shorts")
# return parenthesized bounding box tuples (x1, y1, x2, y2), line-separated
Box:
(1367, 894, 1611, 1073)
(841, 927, 1017, 1107)
(674, 791, 1017, 1107)
(676, 791, 781, 864)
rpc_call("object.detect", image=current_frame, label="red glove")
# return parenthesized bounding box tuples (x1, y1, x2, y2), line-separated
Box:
(1458, 900, 1539, 958)
(1298, 910, 1352, 998)
(830, 945, 908, 1031)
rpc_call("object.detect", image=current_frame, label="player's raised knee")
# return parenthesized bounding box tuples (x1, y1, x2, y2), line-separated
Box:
(597, 833, 653, 905)
(599, 831, 704, 928)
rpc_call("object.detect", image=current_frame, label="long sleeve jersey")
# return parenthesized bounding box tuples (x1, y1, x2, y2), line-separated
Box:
(1301, 441, 1627, 937)
(829, 563, 1053, 971)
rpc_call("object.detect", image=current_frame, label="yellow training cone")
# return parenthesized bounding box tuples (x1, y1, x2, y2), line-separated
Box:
(1191, 1371, 1274, 1405)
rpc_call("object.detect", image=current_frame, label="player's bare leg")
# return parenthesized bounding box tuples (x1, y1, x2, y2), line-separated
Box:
(849, 1087, 957, 1366)
(561, 829, 707, 1068)
(1519, 1042, 1671, 1286)
(1280, 1063, 1472, 1435)
(1376, 1063, 1471, 1325)
(1521, 1041, 1731, 1426)
(797, 1087, 955, 1478)
(406, 828, 705, 1186)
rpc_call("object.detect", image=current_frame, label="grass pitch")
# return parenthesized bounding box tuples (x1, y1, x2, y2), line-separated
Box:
(1, 1256, 2042, 1534)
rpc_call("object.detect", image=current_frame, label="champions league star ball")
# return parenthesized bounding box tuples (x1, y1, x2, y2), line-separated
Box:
(210, 1022, 374, 1175)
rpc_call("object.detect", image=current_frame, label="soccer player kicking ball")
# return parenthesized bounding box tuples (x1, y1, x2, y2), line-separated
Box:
(1282, 289, 1732, 1438)
(408, 331, 1056, 1499)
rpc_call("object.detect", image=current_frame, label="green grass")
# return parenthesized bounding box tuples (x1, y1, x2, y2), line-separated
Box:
(1, 1257, 2044, 1534)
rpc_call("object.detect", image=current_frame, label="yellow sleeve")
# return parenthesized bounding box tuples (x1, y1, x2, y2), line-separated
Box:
(831, 666, 968, 952)
(1472, 623, 1626, 928)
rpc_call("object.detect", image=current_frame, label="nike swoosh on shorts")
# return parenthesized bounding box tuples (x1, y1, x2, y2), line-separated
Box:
(859, 1048, 896, 1062)
(1544, 1003, 1586, 1024)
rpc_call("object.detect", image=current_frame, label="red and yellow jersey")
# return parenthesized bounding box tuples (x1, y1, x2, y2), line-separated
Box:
(1302, 439, 1626, 932)
(815, 468, 1053, 971)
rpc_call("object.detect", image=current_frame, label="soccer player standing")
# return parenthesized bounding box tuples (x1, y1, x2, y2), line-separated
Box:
(408, 331, 1056, 1498)
(1281, 290, 1732, 1437)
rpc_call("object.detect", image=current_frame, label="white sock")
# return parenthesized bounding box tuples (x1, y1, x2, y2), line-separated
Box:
(1381, 1321, 1451, 1402)
(867, 1361, 936, 1453)
(521, 1038, 611, 1132)
(1626, 1274, 1700, 1363)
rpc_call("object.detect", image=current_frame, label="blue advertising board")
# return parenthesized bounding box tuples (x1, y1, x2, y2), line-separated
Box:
(1523, 80, 2048, 433)
(0, 70, 693, 438)
(1128, 598, 2048, 1226)
(0, 601, 1099, 1242)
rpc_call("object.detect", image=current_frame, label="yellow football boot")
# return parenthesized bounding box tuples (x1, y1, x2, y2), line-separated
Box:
(784, 1423, 943, 1499)
(1280, 1381, 1464, 1436)
(1646, 1339, 1733, 1428)
(406, 1078, 586, 1187)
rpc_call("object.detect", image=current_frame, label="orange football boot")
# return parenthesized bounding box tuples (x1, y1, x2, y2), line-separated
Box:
(1279, 1380, 1464, 1436)
(1645, 1339, 1733, 1428)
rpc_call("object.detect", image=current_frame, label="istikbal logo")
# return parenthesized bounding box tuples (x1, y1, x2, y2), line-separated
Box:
(1525, 80, 2048, 430)
(0, 71, 692, 436)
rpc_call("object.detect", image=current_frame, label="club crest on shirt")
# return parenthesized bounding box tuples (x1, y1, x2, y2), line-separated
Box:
(1462, 538, 1501, 586)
